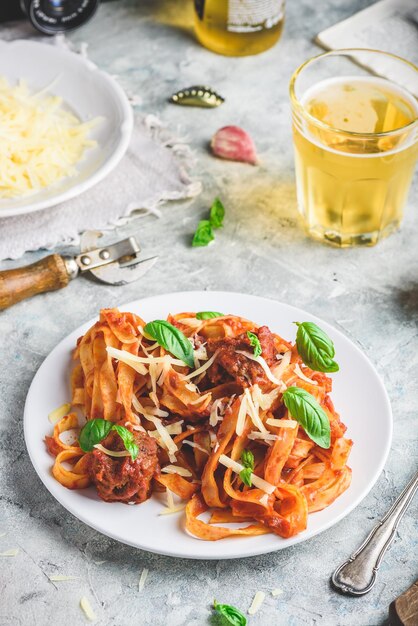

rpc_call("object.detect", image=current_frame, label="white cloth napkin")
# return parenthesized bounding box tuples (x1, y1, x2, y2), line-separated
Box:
(0, 114, 201, 261)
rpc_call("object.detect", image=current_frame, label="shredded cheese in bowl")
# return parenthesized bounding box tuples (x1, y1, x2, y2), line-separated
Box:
(0, 77, 98, 198)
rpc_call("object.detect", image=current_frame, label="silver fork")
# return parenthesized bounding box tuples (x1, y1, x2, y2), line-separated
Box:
(332, 469, 418, 595)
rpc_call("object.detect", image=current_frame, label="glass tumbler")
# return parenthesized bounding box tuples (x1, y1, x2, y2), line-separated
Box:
(289, 49, 418, 247)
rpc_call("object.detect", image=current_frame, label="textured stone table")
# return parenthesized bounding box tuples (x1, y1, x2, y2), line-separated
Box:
(1, 1, 417, 625)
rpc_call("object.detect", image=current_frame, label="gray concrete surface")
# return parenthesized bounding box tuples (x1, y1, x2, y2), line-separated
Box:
(1, 1, 417, 624)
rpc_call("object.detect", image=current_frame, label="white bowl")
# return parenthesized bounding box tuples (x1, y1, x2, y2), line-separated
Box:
(0, 39, 133, 218)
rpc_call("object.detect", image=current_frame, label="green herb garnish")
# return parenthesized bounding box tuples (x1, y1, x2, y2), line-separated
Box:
(78, 419, 139, 460)
(144, 320, 195, 368)
(192, 219, 214, 247)
(196, 311, 224, 320)
(295, 321, 339, 373)
(209, 197, 225, 229)
(247, 331, 262, 358)
(192, 198, 226, 247)
(282, 386, 331, 449)
(213, 600, 247, 626)
(239, 448, 255, 487)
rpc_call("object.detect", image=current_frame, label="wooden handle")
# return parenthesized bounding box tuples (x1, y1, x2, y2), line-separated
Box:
(0, 254, 70, 310)
(389, 579, 418, 625)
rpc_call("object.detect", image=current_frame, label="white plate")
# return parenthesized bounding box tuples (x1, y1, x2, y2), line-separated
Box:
(24, 292, 392, 559)
(0, 40, 133, 218)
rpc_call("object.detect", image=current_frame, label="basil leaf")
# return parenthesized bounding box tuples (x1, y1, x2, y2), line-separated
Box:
(295, 321, 339, 373)
(192, 220, 214, 247)
(144, 320, 195, 368)
(79, 418, 113, 452)
(213, 600, 247, 626)
(239, 467, 253, 487)
(282, 386, 331, 449)
(112, 424, 139, 461)
(79, 420, 139, 461)
(196, 311, 224, 320)
(247, 331, 262, 358)
(241, 449, 254, 469)
(209, 197, 225, 229)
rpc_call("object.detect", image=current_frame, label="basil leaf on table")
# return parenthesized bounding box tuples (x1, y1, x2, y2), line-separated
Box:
(213, 600, 247, 626)
(247, 331, 262, 358)
(196, 311, 224, 320)
(209, 197, 225, 229)
(192, 220, 214, 247)
(78, 419, 139, 460)
(282, 386, 331, 449)
(144, 320, 195, 368)
(112, 424, 139, 461)
(295, 321, 339, 373)
(78, 418, 113, 452)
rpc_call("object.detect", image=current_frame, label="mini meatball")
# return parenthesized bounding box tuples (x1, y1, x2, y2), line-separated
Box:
(88, 429, 159, 504)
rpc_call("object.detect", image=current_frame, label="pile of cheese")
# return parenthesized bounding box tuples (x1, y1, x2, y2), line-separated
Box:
(0, 77, 97, 198)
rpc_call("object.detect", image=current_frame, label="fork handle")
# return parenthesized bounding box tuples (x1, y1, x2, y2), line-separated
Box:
(0, 254, 75, 310)
(332, 469, 418, 596)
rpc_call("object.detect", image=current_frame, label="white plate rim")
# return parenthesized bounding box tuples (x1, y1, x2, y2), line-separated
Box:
(24, 291, 393, 559)
(0, 39, 133, 218)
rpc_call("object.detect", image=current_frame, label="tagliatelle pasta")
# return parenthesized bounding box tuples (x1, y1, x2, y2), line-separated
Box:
(44, 308, 352, 540)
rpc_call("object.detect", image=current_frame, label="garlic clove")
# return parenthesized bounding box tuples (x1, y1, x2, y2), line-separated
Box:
(210, 125, 259, 165)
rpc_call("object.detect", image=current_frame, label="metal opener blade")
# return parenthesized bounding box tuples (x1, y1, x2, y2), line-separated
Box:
(70, 230, 158, 286)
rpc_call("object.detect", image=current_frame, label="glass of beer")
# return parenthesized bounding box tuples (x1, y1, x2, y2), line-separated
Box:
(289, 49, 418, 247)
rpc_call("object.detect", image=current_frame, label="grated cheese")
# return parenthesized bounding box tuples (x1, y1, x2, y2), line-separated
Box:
(252, 384, 280, 411)
(236, 395, 248, 436)
(248, 431, 279, 442)
(271, 350, 292, 381)
(138, 568, 148, 591)
(266, 418, 298, 429)
(209, 399, 224, 427)
(156, 355, 173, 386)
(183, 349, 219, 380)
(48, 403, 71, 424)
(294, 363, 317, 385)
(236, 351, 286, 388)
(161, 465, 192, 478)
(193, 344, 208, 361)
(188, 392, 211, 406)
(80, 596, 96, 622)
(158, 504, 186, 515)
(259, 494, 270, 507)
(0, 77, 98, 199)
(107, 346, 184, 370)
(159, 489, 187, 515)
(218, 455, 276, 494)
(146, 415, 178, 456)
(182, 440, 209, 455)
(93, 444, 131, 458)
(271, 587, 283, 597)
(0, 549, 19, 557)
(244, 388, 267, 433)
(248, 591, 265, 615)
(148, 421, 183, 439)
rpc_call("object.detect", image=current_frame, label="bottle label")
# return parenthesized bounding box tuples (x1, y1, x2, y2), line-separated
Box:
(227, 0, 284, 33)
